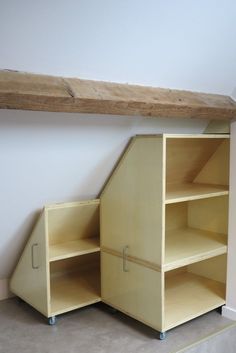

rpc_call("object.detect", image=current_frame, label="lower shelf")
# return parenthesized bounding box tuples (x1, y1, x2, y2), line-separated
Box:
(50, 267, 101, 316)
(165, 272, 225, 331)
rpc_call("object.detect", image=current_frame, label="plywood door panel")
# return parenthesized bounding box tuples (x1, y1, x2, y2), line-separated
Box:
(101, 251, 163, 331)
(10, 211, 49, 316)
(101, 136, 165, 266)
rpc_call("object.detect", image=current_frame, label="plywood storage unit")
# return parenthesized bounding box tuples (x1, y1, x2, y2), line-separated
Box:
(10, 199, 100, 324)
(101, 134, 229, 338)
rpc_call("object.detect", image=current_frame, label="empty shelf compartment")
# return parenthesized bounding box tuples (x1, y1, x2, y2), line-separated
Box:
(164, 270, 225, 331)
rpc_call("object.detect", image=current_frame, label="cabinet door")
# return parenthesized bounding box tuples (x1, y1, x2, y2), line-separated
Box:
(101, 136, 164, 266)
(10, 211, 49, 316)
(101, 251, 163, 331)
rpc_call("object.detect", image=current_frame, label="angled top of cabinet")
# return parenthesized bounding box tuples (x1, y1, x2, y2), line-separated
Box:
(0, 70, 236, 120)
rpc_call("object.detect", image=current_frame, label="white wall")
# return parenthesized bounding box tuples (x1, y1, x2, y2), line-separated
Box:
(1, 0, 236, 94)
(0, 0, 236, 298)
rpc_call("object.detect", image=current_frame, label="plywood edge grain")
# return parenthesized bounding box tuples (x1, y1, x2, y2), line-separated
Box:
(1, 70, 236, 120)
(101, 246, 162, 272)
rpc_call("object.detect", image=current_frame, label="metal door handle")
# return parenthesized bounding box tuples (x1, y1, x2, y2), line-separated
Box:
(123, 245, 129, 272)
(31, 243, 39, 269)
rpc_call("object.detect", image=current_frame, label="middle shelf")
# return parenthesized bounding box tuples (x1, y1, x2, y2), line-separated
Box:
(166, 183, 229, 204)
(164, 228, 227, 271)
(164, 195, 228, 270)
(49, 237, 100, 262)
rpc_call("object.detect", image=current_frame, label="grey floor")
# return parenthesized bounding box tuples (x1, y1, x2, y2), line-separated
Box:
(0, 298, 235, 353)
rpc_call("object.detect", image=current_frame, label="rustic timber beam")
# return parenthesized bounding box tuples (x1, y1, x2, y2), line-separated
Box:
(0, 70, 236, 120)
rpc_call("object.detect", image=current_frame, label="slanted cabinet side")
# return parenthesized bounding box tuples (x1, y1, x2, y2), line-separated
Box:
(101, 136, 165, 331)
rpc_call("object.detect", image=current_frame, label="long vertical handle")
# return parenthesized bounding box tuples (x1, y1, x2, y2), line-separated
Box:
(31, 243, 39, 269)
(123, 245, 129, 272)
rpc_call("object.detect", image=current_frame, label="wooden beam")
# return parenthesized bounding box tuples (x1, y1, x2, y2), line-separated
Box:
(0, 70, 236, 120)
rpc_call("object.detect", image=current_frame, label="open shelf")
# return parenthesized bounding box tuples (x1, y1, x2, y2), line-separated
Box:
(166, 183, 229, 204)
(164, 228, 227, 271)
(49, 237, 100, 262)
(50, 267, 101, 316)
(165, 271, 225, 330)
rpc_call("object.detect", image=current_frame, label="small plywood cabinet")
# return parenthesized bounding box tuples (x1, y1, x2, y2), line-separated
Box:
(10, 199, 101, 324)
(101, 134, 229, 338)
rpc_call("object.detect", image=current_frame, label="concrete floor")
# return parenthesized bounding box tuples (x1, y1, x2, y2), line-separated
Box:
(0, 298, 235, 353)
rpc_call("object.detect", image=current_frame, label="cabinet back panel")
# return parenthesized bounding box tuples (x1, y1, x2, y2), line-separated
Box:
(166, 197, 228, 236)
(166, 138, 224, 185)
(188, 254, 227, 284)
(165, 254, 227, 283)
(188, 196, 228, 235)
(194, 140, 229, 186)
(165, 203, 187, 231)
(50, 252, 100, 277)
(47, 201, 99, 245)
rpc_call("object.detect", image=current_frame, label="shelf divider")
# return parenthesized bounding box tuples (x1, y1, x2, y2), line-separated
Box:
(164, 228, 227, 271)
(49, 237, 100, 262)
(166, 183, 229, 204)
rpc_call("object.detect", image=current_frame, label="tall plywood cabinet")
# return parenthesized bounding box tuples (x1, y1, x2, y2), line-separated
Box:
(101, 134, 229, 338)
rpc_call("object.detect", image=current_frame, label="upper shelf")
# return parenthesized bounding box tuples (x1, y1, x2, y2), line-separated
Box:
(0, 70, 236, 120)
(166, 183, 229, 204)
(49, 237, 100, 262)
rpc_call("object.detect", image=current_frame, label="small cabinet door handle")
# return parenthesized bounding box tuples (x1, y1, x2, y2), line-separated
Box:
(123, 245, 129, 272)
(31, 243, 39, 269)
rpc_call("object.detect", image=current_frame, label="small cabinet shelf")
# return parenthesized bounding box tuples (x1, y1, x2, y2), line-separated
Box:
(101, 134, 229, 335)
(49, 238, 100, 262)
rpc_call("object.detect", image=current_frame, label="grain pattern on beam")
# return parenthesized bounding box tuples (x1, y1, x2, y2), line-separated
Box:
(0, 70, 236, 120)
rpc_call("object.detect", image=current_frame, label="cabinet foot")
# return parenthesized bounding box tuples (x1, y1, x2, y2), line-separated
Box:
(216, 306, 223, 315)
(16, 297, 25, 304)
(106, 305, 118, 314)
(48, 316, 56, 325)
(159, 332, 166, 340)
